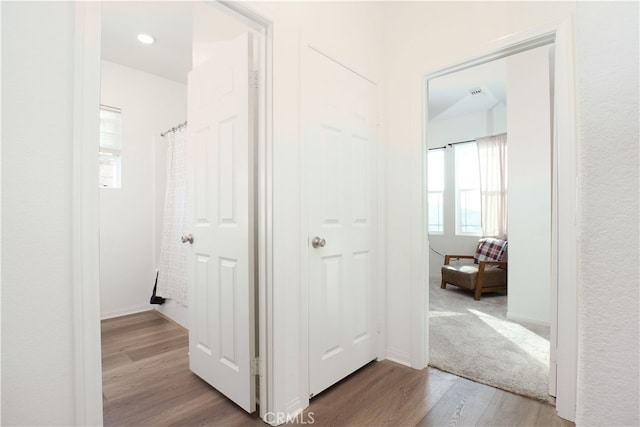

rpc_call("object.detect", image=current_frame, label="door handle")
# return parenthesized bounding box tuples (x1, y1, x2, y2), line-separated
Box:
(181, 234, 194, 244)
(311, 236, 326, 248)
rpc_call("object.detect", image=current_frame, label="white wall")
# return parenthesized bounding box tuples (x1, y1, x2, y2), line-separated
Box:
(192, 2, 255, 69)
(489, 103, 507, 135)
(428, 109, 496, 148)
(99, 61, 187, 321)
(427, 107, 507, 279)
(575, 2, 639, 425)
(506, 46, 552, 325)
(2, 2, 77, 424)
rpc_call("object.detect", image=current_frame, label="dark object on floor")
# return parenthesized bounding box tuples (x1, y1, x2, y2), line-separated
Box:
(150, 271, 166, 305)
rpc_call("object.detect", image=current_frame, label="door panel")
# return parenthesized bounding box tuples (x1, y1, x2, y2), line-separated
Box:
(304, 46, 378, 397)
(186, 32, 255, 413)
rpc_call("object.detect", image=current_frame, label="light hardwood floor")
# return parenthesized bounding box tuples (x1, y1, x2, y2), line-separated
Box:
(102, 311, 573, 426)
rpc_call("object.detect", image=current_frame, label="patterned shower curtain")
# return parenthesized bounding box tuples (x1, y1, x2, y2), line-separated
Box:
(156, 127, 188, 306)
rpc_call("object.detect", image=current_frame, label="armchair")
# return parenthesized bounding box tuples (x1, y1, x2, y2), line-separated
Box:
(440, 238, 508, 300)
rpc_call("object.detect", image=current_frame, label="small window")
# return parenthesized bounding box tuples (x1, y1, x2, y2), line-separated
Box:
(99, 105, 122, 188)
(427, 149, 445, 234)
(454, 143, 481, 235)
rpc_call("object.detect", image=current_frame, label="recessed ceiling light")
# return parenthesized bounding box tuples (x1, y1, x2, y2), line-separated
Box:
(137, 33, 155, 45)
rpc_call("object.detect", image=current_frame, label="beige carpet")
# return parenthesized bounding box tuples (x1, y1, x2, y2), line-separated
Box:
(428, 279, 552, 402)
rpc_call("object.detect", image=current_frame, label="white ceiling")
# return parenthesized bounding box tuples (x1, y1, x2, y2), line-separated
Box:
(102, 1, 506, 116)
(101, 1, 193, 84)
(101, 1, 251, 84)
(428, 57, 507, 120)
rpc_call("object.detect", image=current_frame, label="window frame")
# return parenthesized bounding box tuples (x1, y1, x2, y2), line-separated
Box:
(99, 105, 122, 189)
(454, 142, 482, 236)
(427, 148, 445, 234)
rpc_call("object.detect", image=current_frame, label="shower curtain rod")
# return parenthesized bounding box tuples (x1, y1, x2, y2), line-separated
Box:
(160, 121, 187, 137)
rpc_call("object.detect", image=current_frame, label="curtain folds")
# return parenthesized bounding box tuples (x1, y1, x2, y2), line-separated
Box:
(156, 127, 189, 306)
(477, 133, 508, 239)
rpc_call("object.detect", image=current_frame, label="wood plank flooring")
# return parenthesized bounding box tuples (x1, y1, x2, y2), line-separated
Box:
(102, 311, 574, 426)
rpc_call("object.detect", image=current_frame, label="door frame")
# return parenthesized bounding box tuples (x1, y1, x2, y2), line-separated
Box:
(71, 1, 274, 424)
(299, 39, 386, 401)
(417, 17, 578, 421)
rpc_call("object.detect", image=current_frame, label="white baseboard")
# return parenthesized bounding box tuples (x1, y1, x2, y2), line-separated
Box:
(154, 300, 189, 329)
(506, 311, 550, 327)
(100, 305, 152, 320)
(385, 347, 412, 367)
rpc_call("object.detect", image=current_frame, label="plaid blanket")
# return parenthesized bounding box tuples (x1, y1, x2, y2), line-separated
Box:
(474, 238, 508, 262)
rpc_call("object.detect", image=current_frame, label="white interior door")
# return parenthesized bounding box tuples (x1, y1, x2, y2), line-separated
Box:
(186, 32, 256, 413)
(303, 46, 379, 397)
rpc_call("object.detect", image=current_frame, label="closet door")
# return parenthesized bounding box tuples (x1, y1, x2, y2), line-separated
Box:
(303, 45, 379, 397)
(185, 32, 256, 413)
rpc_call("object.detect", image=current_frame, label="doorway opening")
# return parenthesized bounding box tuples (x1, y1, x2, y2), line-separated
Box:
(417, 21, 580, 419)
(98, 1, 272, 423)
(424, 44, 554, 402)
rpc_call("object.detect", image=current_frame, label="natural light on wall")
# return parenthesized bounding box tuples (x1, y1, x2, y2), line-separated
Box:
(454, 143, 481, 235)
(428, 148, 445, 233)
(99, 105, 122, 188)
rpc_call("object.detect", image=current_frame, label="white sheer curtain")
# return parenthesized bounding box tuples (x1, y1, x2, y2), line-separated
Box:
(477, 133, 508, 239)
(156, 127, 188, 306)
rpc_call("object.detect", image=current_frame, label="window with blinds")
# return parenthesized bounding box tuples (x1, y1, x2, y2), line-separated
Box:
(99, 105, 122, 188)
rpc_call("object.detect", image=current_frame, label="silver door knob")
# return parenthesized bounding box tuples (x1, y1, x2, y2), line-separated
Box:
(311, 236, 326, 248)
(181, 234, 194, 244)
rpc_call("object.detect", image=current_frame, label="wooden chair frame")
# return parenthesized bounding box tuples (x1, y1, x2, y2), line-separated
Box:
(441, 255, 508, 300)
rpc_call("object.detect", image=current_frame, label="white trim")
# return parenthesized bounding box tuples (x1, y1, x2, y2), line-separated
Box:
(0, 2, 3, 420)
(72, 2, 103, 425)
(549, 40, 559, 397)
(386, 349, 412, 368)
(299, 35, 311, 417)
(411, 74, 431, 370)
(74, 0, 274, 423)
(100, 307, 153, 321)
(306, 45, 376, 85)
(302, 32, 379, 85)
(259, 17, 275, 427)
(376, 79, 388, 361)
(428, 33, 555, 83)
(418, 17, 578, 422)
(552, 16, 579, 421)
(506, 312, 551, 328)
